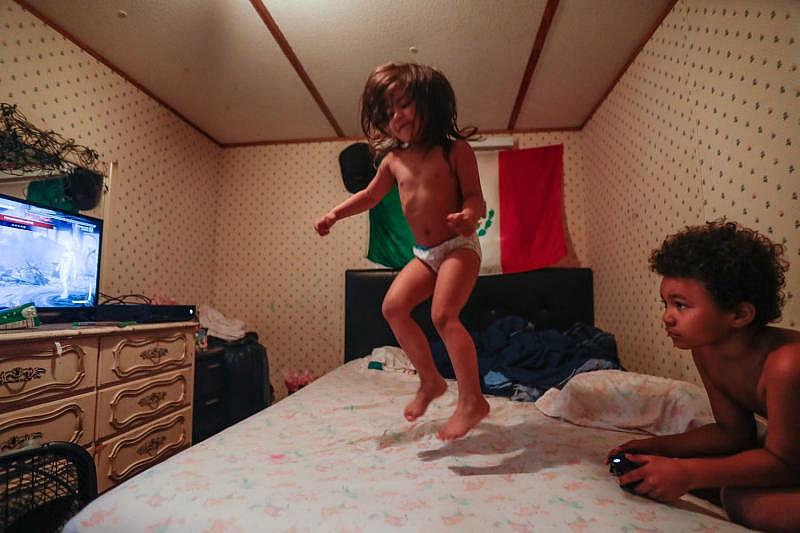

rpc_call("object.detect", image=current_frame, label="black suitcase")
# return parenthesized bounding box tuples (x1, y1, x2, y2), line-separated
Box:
(220, 333, 273, 425)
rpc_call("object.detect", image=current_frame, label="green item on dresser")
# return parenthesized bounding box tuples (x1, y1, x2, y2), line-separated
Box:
(0, 302, 41, 330)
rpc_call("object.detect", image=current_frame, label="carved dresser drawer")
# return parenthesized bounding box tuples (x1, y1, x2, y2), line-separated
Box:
(0, 338, 98, 410)
(95, 407, 192, 492)
(0, 391, 95, 452)
(98, 328, 192, 385)
(0, 321, 196, 492)
(96, 367, 193, 440)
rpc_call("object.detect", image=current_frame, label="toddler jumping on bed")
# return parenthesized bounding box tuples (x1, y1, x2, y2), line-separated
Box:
(314, 63, 489, 440)
(608, 220, 799, 532)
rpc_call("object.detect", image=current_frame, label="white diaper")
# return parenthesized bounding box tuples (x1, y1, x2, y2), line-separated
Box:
(412, 233, 482, 272)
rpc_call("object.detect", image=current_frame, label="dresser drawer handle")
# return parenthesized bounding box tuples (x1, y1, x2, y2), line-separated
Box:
(136, 435, 166, 457)
(204, 398, 221, 407)
(1, 431, 44, 452)
(139, 347, 169, 363)
(205, 363, 222, 370)
(0, 366, 46, 385)
(137, 391, 168, 410)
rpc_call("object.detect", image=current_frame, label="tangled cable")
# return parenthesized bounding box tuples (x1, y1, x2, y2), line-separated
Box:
(0, 103, 103, 176)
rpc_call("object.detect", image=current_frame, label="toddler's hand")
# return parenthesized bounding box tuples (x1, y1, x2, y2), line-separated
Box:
(446, 211, 477, 237)
(314, 213, 336, 236)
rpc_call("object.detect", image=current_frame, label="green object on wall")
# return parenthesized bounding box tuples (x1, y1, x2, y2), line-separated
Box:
(26, 177, 78, 213)
(367, 185, 414, 268)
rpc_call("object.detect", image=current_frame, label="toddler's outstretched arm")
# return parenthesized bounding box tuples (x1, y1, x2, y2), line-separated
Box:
(314, 158, 395, 236)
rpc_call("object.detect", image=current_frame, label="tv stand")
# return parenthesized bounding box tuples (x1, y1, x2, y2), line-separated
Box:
(0, 320, 197, 492)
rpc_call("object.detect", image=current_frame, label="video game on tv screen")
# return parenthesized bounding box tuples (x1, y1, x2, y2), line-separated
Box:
(0, 194, 102, 310)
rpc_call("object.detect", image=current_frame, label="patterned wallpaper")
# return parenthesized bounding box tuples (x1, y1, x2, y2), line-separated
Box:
(583, 0, 798, 383)
(0, 0, 220, 306)
(213, 142, 373, 396)
(3, 0, 796, 397)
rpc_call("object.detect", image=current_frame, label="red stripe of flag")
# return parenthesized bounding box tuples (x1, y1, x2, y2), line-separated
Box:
(498, 144, 566, 274)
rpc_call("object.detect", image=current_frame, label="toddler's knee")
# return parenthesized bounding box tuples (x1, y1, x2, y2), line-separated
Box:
(431, 309, 458, 334)
(382, 298, 408, 324)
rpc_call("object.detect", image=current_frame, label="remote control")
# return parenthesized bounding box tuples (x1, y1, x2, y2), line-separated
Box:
(607, 452, 643, 492)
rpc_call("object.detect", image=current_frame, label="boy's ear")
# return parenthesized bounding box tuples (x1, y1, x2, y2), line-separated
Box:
(730, 302, 756, 328)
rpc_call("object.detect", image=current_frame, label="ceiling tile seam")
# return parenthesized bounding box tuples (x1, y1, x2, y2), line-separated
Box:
(248, 0, 344, 138)
(580, 0, 679, 129)
(12, 0, 223, 147)
(507, 0, 561, 130)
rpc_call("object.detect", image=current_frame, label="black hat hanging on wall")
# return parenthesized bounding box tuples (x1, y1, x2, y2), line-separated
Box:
(339, 142, 376, 193)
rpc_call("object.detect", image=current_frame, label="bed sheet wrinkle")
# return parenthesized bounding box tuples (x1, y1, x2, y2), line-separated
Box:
(64, 358, 750, 533)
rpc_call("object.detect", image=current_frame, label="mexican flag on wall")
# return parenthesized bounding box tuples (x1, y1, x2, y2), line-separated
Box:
(368, 144, 566, 275)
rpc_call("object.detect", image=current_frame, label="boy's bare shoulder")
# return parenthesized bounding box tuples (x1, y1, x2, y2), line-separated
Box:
(763, 328, 800, 383)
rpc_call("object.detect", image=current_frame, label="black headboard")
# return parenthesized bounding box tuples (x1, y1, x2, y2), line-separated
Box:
(344, 268, 593, 362)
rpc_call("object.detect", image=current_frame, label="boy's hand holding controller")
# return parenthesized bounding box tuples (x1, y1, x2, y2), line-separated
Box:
(606, 440, 651, 493)
(607, 452, 644, 492)
(607, 450, 694, 502)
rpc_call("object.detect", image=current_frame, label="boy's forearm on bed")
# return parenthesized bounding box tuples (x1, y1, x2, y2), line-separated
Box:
(685, 448, 800, 490)
(644, 423, 755, 457)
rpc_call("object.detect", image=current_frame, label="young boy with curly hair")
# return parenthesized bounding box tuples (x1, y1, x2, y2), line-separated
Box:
(608, 220, 800, 532)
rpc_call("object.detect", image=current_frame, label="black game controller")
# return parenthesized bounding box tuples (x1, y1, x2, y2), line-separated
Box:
(608, 452, 643, 492)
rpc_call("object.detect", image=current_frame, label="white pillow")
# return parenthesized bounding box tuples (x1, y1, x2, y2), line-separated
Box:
(534, 370, 714, 435)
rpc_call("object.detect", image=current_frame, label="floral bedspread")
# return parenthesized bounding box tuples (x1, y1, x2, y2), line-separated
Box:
(65, 359, 749, 532)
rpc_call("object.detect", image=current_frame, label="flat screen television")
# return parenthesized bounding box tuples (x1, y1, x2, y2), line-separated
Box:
(0, 192, 102, 322)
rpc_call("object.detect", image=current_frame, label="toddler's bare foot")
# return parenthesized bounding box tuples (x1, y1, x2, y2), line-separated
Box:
(404, 378, 448, 421)
(437, 397, 490, 440)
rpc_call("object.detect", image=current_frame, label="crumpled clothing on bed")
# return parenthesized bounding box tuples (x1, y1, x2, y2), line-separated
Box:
(199, 304, 246, 341)
(429, 316, 621, 398)
(368, 345, 417, 373)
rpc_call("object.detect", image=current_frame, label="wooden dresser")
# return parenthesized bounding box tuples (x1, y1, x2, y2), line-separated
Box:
(0, 321, 196, 492)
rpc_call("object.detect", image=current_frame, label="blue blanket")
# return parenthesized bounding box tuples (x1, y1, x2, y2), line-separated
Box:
(429, 316, 621, 400)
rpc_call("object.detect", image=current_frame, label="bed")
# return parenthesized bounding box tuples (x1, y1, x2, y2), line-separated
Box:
(65, 268, 747, 532)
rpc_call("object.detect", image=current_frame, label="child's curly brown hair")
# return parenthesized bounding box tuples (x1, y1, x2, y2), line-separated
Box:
(650, 220, 789, 326)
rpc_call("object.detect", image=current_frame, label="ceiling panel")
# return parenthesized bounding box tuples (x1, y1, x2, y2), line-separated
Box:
(18, 0, 674, 143)
(24, 0, 337, 144)
(266, 0, 547, 136)
(517, 0, 673, 129)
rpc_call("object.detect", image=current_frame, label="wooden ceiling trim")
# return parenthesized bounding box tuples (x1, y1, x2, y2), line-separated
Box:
(580, 0, 678, 129)
(13, 0, 222, 147)
(503, 125, 581, 134)
(223, 127, 583, 148)
(249, 0, 344, 138)
(222, 135, 365, 148)
(507, 0, 560, 130)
